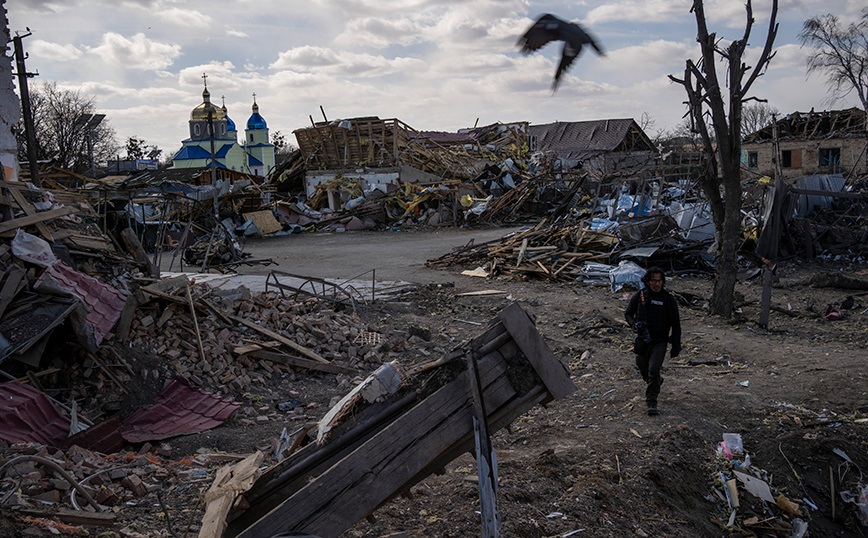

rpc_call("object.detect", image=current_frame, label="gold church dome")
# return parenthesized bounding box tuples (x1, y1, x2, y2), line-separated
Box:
(190, 88, 226, 121)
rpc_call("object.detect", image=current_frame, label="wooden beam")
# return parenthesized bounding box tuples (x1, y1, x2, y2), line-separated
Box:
(0, 267, 26, 319)
(246, 349, 359, 375)
(8, 188, 54, 242)
(17, 507, 116, 527)
(120, 227, 160, 277)
(0, 206, 75, 235)
(497, 302, 576, 399)
(228, 313, 329, 364)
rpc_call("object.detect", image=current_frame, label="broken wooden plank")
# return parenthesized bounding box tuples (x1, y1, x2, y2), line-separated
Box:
(114, 294, 139, 343)
(227, 303, 574, 538)
(199, 451, 264, 538)
(466, 349, 500, 538)
(8, 188, 54, 242)
(186, 283, 207, 362)
(496, 302, 575, 399)
(228, 313, 329, 364)
(17, 507, 116, 527)
(64, 233, 114, 252)
(0, 206, 75, 235)
(0, 267, 26, 319)
(246, 349, 359, 375)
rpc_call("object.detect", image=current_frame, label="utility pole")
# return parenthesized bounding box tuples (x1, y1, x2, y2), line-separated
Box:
(12, 30, 40, 187)
(759, 116, 784, 329)
(207, 109, 217, 185)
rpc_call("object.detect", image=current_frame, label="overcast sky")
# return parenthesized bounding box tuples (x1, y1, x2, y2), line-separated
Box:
(7, 0, 865, 159)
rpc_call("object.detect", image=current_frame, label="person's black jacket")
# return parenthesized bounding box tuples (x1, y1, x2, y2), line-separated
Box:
(625, 288, 681, 347)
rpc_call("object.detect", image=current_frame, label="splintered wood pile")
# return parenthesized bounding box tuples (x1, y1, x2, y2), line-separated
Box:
(426, 218, 618, 281)
(217, 302, 575, 538)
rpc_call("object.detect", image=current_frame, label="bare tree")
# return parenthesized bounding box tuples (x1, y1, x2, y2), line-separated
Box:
(799, 10, 868, 111)
(669, 0, 778, 318)
(741, 102, 779, 135)
(17, 81, 117, 175)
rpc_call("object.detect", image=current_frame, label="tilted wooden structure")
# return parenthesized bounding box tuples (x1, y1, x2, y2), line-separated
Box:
(218, 302, 575, 538)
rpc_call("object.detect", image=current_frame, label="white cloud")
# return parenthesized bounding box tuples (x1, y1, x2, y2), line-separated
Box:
(227, 29, 249, 38)
(586, 0, 774, 27)
(602, 39, 695, 80)
(586, 1, 689, 25)
(271, 46, 425, 77)
(758, 43, 807, 71)
(88, 33, 182, 71)
(29, 40, 83, 61)
(77, 81, 190, 101)
(333, 17, 424, 48)
(156, 7, 214, 28)
(178, 62, 240, 90)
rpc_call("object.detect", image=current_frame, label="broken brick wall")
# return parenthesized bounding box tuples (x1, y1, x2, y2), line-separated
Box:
(743, 136, 867, 179)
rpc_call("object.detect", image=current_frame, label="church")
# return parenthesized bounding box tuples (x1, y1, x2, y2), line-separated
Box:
(172, 77, 275, 176)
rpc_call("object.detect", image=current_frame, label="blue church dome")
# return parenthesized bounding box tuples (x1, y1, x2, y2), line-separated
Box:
(247, 100, 267, 130)
(219, 98, 236, 132)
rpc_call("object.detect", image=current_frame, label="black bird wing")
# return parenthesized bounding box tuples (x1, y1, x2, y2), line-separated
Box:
(517, 13, 568, 53)
(552, 41, 582, 90)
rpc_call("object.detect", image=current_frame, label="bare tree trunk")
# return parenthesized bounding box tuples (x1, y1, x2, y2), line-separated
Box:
(669, 0, 778, 318)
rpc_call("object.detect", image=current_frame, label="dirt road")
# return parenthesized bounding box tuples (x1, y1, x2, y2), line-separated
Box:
(233, 226, 523, 283)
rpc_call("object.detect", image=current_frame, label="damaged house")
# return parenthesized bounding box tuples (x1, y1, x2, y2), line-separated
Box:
(741, 107, 868, 178)
(528, 118, 657, 179)
(291, 115, 528, 210)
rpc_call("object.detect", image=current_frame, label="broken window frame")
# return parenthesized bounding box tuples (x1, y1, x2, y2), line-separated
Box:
(818, 147, 841, 169)
(781, 149, 802, 169)
(747, 151, 758, 168)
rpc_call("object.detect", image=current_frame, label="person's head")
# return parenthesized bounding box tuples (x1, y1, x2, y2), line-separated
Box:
(643, 267, 666, 292)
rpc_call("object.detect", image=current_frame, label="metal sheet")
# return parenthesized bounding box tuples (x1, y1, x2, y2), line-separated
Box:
(0, 382, 70, 446)
(120, 376, 241, 443)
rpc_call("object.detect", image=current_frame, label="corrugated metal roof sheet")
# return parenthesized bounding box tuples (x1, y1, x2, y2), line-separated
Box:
(120, 376, 241, 443)
(37, 262, 127, 347)
(0, 382, 71, 446)
(60, 414, 124, 454)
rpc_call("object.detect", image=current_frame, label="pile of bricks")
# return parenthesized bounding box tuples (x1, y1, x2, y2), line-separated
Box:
(115, 284, 407, 397)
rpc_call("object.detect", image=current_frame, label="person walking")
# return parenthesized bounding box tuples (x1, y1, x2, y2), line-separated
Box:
(624, 267, 681, 416)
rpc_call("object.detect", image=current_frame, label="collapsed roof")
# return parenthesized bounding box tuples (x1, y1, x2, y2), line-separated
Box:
(292, 116, 528, 180)
(529, 118, 656, 163)
(742, 107, 867, 143)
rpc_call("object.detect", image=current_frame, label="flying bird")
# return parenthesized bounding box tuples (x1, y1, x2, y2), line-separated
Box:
(517, 13, 604, 92)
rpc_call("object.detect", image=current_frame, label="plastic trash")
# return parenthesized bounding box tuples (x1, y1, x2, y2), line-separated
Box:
(718, 441, 733, 460)
(840, 485, 868, 525)
(789, 519, 808, 538)
(722, 433, 743, 454)
(11, 229, 56, 267)
(609, 260, 645, 292)
(344, 195, 366, 210)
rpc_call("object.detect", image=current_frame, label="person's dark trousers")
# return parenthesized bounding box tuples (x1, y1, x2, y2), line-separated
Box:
(635, 341, 667, 407)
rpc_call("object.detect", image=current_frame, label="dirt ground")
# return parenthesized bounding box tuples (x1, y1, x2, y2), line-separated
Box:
(5, 225, 868, 538)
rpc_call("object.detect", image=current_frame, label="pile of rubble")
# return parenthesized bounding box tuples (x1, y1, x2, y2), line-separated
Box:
(0, 441, 260, 537)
